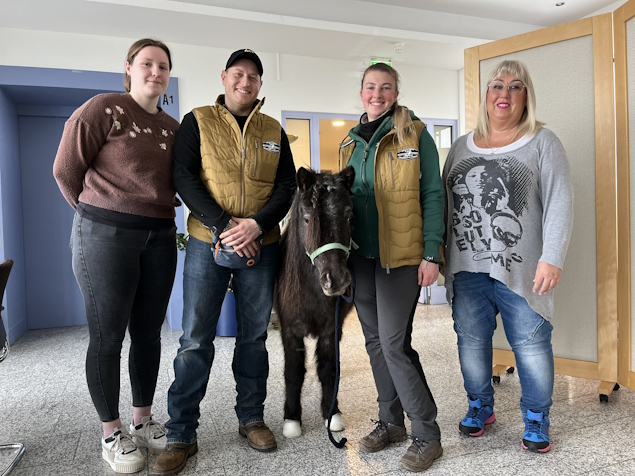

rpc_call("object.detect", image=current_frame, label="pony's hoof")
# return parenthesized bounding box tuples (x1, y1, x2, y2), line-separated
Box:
(283, 419, 302, 438)
(325, 413, 345, 432)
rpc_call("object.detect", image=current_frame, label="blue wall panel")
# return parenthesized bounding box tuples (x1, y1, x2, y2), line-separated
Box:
(0, 66, 184, 335)
(19, 114, 86, 328)
(0, 88, 28, 343)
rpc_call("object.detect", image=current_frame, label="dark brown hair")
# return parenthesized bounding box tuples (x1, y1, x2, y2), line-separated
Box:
(124, 38, 173, 93)
(361, 63, 415, 144)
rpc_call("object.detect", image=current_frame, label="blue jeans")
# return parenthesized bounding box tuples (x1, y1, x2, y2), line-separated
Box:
(166, 236, 278, 444)
(452, 272, 554, 417)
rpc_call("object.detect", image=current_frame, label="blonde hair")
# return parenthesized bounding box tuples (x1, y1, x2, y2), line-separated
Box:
(475, 60, 544, 139)
(124, 38, 173, 93)
(361, 63, 415, 144)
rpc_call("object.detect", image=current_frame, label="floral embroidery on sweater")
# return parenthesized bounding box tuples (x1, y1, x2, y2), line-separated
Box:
(104, 103, 175, 150)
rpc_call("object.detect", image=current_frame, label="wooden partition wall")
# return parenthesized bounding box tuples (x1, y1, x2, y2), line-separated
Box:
(464, 14, 618, 398)
(615, 0, 635, 393)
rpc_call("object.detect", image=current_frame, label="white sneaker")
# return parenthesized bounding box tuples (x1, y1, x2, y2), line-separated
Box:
(102, 428, 145, 474)
(129, 416, 167, 455)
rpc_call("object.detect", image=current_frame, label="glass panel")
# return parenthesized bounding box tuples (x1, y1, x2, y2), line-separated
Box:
(318, 118, 358, 173)
(434, 124, 453, 172)
(285, 119, 311, 171)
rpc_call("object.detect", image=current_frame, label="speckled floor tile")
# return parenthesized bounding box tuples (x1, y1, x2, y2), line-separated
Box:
(223, 446, 375, 476)
(587, 458, 635, 475)
(3, 305, 635, 476)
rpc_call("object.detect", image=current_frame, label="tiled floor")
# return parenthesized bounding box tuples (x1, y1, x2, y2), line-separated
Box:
(1, 304, 634, 475)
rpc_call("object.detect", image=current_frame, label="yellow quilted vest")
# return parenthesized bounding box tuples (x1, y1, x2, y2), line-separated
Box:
(187, 95, 282, 245)
(340, 121, 426, 269)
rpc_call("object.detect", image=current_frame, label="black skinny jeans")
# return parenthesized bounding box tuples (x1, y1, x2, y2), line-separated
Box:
(71, 214, 177, 422)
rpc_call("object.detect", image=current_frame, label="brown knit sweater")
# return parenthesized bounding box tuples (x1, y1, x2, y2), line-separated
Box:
(53, 93, 180, 218)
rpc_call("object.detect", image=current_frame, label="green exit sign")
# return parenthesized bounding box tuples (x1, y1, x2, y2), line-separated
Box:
(371, 59, 392, 67)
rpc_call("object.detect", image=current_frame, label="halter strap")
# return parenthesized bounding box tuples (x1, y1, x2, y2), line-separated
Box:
(307, 239, 358, 265)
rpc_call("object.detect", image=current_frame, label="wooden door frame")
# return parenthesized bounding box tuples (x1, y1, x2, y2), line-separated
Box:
(615, 0, 635, 392)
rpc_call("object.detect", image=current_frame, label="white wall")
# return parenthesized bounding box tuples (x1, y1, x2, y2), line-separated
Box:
(458, 68, 466, 136)
(585, 0, 628, 17)
(0, 28, 459, 123)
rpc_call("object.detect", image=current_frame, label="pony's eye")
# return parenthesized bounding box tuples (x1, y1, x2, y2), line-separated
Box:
(304, 217, 309, 223)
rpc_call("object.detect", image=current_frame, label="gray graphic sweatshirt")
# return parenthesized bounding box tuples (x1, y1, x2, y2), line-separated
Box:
(442, 127, 574, 319)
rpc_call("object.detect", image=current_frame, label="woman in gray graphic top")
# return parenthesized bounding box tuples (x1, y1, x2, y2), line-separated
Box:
(442, 60, 574, 454)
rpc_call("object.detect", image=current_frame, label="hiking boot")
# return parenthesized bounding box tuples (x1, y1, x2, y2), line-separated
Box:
(459, 398, 495, 437)
(398, 438, 443, 473)
(239, 422, 277, 452)
(150, 442, 198, 476)
(358, 419, 406, 453)
(129, 415, 167, 455)
(522, 410, 551, 453)
(102, 428, 145, 474)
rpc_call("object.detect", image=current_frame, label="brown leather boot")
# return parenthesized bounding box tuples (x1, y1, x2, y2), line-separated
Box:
(359, 420, 406, 453)
(150, 442, 198, 475)
(399, 438, 443, 472)
(238, 422, 277, 452)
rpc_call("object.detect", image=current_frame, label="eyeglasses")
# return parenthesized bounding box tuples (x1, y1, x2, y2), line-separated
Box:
(487, 80, 526, 96)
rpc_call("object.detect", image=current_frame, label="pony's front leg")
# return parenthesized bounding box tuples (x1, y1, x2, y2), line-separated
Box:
(316, 332, 345, 432)
(282, 329, 306, 438)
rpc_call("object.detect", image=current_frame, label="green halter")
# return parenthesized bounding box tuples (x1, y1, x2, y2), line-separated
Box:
(306, 239, 359, 265)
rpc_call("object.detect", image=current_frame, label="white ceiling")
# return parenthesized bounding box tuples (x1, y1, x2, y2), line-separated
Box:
(0, 0, 623, 70)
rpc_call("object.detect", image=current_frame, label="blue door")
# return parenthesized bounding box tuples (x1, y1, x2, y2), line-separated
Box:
(19, 114, 86, 328)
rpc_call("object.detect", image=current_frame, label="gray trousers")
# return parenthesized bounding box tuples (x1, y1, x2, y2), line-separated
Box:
(350, 254, 440, 441)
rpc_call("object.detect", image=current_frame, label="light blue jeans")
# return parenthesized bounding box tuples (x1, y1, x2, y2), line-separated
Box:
(451, 272, 554, 417)
(166, 236, 278, 444)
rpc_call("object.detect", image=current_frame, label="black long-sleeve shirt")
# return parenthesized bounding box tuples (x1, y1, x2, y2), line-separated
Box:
(173, 110, 296, 235)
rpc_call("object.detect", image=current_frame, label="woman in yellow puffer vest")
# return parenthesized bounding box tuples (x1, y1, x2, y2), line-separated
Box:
(343, 63, 445, 473)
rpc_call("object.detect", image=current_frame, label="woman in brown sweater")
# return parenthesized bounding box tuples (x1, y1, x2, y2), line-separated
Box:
(53, 38, 180, 474)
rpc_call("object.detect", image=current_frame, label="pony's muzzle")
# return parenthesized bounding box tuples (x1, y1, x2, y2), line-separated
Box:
(320, 269, 351, 296)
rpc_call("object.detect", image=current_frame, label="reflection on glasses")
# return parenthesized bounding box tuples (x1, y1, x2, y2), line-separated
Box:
(487, 80, 525, 96)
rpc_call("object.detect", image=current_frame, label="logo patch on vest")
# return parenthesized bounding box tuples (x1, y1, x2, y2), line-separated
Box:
(262, 141, 280, 153)
(397, 148, 419, 160)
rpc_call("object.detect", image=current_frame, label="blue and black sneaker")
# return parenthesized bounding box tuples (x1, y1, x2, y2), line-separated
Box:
(459, 398, 495, 437)
(522, 410, 551, 453)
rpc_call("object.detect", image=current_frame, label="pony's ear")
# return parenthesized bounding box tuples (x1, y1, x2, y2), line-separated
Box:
(296, 167, 317, 192)
(339, 166, 355, 191)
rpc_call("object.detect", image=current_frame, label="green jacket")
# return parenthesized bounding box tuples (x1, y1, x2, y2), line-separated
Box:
(340, 111, 444, 270)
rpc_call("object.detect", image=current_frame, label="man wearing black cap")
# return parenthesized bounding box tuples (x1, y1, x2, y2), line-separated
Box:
(152, 49, 296, 475)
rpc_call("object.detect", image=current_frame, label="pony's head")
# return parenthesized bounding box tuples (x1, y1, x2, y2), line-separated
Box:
(296, 166, 355, 296)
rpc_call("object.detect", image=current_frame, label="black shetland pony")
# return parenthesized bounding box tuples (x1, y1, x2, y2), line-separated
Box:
(275, 166, 356, 439)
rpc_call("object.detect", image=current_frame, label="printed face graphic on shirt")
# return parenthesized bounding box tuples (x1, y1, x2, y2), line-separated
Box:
(447, 156, 533, 271)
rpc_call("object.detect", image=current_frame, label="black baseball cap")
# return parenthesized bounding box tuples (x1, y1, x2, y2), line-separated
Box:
(225, 49, 263, 76)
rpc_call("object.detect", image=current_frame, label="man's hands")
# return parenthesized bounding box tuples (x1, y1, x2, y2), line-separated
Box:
(219, 217, 261, 258)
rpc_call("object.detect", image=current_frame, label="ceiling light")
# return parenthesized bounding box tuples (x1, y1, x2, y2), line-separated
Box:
(332, 121, 345, 127)
(556, 2, 564, 6)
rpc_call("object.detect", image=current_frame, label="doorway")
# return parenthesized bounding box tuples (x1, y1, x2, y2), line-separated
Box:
(0, 66, 182, 343)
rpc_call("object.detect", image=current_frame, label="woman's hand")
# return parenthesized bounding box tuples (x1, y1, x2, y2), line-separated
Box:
(418, 260, 440, 287)
(219, 217, 261, 258)
(532, 261, 562, 295)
